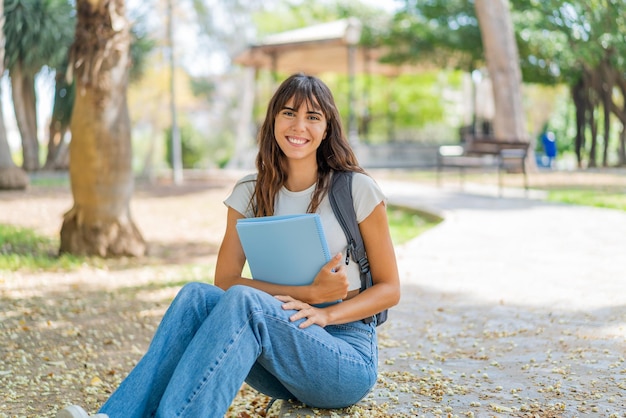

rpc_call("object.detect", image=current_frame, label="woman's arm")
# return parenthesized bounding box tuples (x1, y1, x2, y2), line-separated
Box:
(214, 207, 350, 303)
(280, 201, 400, 328)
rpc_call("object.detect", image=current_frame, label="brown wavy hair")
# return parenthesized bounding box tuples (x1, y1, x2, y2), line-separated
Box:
(253, 73, 364, 217)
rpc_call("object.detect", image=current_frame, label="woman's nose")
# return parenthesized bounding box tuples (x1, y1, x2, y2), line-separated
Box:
(291, 116, 307, 131)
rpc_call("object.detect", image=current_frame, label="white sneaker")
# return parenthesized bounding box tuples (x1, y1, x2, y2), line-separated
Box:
(56, 405, 109, 418)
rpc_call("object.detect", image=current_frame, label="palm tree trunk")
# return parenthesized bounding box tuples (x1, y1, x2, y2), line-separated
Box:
(10, 62, 40, 171)
(0, 0, 28, 189)
(60, 0, 145, 257)
(0, 107, 29, 189)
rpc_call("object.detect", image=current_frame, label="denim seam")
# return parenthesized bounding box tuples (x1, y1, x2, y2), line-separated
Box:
(326, 323, 373, 336)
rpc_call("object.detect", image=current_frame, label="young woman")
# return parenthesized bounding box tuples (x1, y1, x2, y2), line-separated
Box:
(57, 73, 400, 418)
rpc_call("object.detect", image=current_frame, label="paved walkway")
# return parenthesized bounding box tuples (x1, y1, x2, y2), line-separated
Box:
(279, 180, 626, 417)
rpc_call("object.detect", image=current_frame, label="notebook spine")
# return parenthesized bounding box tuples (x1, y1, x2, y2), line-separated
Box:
(315, 216, 331, 261)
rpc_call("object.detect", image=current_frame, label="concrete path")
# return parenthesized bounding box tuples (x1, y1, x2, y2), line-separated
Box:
(279, 181, 626, 417)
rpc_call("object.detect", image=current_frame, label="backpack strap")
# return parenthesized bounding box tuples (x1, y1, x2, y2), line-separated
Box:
(329, 171, 370, 290)
(329, 170, 378, 324)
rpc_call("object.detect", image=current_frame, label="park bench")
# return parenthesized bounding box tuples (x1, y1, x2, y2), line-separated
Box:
(436, 136, 530, 196)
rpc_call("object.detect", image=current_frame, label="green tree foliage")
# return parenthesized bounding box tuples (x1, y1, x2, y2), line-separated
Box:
(189, 77, 216, 100)
(3, 0, 74, 72)
(325, 71, 463, 143)
(249, 1, 465, 143)
(129, 13, 156, 83)
(384, 0, 483, 71)
(3, 0, 75, 171)
(386, 0, 626, 167)
(510, 0, 626, 167)
(164, 122, 207, 169)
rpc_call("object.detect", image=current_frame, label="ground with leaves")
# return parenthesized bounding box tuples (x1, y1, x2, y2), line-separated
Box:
(0, 175, 282, 417)
(1, 170, 625, 418)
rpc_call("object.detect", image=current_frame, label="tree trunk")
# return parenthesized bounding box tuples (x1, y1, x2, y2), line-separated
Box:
(474, 0, 527, 143)
(44, 70, 74, 170)
(10, 63, 40, 171)
(44, 123, 70, 170)
(0, 0, 28, 190)
(601, 96, 610, 167)
(599, 58, 614, 167)
(572, 79, 586, 168)
(0, 110, 29, 189)
(60, 0, 145, 257)
(588, 105, 597, 168)
(619, 127, 626, 167)
(611, 76, 626, 166)
(586, 69, 599, 168)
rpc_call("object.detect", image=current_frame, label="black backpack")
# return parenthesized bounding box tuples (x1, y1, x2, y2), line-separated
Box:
(329, 171, 388, 327)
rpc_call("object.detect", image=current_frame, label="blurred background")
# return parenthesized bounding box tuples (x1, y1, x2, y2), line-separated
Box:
(2, 0, 625, 179)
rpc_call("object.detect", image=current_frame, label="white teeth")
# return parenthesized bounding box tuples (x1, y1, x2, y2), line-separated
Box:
(288, 136, 307, 145)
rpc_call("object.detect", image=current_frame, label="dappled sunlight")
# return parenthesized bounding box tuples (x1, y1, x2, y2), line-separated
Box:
(136, 307, 170, 320)
(135, 287, 181, 305)
(377, 176, 626, 416)
(0, 180, 233, 417)
(378, 282, 626, 416)
(2, 173, 626, 416)
(394, 202, 626, 312)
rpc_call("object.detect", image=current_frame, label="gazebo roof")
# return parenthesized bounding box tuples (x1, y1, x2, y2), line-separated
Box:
(233, 18, 422, 76)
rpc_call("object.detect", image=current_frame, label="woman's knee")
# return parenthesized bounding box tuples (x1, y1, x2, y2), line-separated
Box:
(221, 285, 277, 315)
(176, 281, 208, 299)
(173, 282, 223, 309)
(224, 284, 257, 298)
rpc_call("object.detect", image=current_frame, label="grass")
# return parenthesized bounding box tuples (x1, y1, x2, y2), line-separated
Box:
(545, 188, 626, 211)
(387, 205, 441, 245)
(1, 205, 439, 272)
(0, 224, 86, 271)
(0, 223, 216, 277)
(377, 167, 626, 212)
(13, 166, 623, 273)
(28, 174, 70, 188)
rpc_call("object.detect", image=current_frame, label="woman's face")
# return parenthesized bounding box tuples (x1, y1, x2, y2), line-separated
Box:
(274, 97, 327, 164)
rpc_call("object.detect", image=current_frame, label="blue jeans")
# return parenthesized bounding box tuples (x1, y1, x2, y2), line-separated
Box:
(99, 283, 378, 418)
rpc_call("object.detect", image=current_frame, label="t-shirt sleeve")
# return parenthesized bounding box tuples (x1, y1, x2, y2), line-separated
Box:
(223, 173, 257, 218)
(352, 172, 387, 223)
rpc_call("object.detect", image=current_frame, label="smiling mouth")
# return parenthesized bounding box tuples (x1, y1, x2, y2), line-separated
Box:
(287, 136, 308, 145)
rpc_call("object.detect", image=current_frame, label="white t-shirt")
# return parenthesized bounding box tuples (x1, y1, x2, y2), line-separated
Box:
(224, 171, 386, 291)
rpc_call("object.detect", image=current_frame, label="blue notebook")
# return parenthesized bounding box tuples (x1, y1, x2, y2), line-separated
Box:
(236, 214, 331, 286)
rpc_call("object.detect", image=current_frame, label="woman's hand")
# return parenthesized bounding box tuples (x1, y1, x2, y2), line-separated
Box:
(309, 253, 349, 304)
(275, 295, 329, 328)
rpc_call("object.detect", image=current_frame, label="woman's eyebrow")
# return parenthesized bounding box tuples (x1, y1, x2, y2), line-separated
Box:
(307, 110, 323, 116)
(281, 105, 323, 116)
